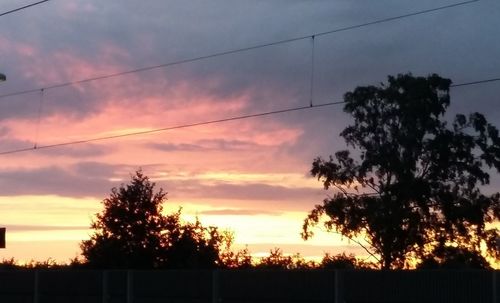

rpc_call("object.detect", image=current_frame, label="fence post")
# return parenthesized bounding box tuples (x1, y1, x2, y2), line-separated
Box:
(102, 271, 108, 303)
(334, 270, 338, 303)
(493, 271, 497, 303)
(212, 270, 220, 303)
(127, 270, 133, 303)
(33, 270, 39, 303)
(330, 270, 336, 303)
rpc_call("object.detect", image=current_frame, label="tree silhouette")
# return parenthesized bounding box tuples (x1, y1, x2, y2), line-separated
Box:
(218, 232, 253, 269)
(81, 171, 169, 268)
(417, 246, 491, 269)
(81, 170, 228, 269)
(254, 248, 314, 269)
(302, 73, 500, 269)
(320, 253, 372, 270)
(162, 210, 227, 269)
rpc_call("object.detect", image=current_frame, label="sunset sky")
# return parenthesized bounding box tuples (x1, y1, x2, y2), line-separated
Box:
(0, 0, 499, 264)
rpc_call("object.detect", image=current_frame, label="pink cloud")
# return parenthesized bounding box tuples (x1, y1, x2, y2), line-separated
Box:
(0, 36, 35, 55)
(58, 2, 97, 17)
(0, 35, 129, 88)
(26, 48, 128, 87)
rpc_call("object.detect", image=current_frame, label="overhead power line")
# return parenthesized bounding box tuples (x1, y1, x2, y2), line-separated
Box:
(0, 0, 490, 156)
(0, 101, 345, 156)
(451, 77, 500, 87)
(0, 0, 50, 17)
(0, 73, 497, 156)
(0, 0, 479, 100)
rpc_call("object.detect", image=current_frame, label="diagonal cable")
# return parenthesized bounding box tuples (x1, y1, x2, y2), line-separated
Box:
(0, 0, 479, 100)
(0, 101, 345, 155)
(0, 0, 50, 17)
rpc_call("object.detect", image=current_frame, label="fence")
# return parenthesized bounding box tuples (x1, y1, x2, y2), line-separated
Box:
(0, 269, 497, 303)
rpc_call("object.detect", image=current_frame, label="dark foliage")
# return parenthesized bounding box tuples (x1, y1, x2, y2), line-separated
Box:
(218, 232, 253, 269)
(162, 210, 225, 269)
(81, 170, 227, 269)
(0, 258, 19, 270)
(0, 258, 68, 270)
(320, 253, 375, 270)
(417, 246, 491, 269)
(303, 73, 500, 269)
(255, 248, 314, 270)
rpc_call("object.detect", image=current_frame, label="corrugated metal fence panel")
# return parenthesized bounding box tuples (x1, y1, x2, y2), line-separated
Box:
(105, 270, 127, 303)
(0, 270, 34, 303)
(495, 271, 499, 303)
(340, 270, 493, 303)
(37, 270, 103, 303)
(132, 270, 212, 303)
(0, 269, 497, 302)
(218, 270, 335, 303)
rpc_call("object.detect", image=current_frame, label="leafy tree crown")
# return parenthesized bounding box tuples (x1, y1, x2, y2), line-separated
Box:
(303, 73, 500, 269)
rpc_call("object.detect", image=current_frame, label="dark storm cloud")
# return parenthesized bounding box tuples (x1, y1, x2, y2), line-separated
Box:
(147, 142, 205, 152)
(148, 139, 260, 152)
(1, 0, 498, 125)
(0, 160, 328, 208)
(73, 161, 122, 176)
(34, 144, 112, 158)
(0, 165, 117, 198)
(198, 183, 323, 202)
(0, 139, 112, 158)
(0, 138, 36, 153)
(0, 91, 41, 122)
(0, 0, 498, 197)
(163, 179, 327, 211)
(196, 139, 260, 150)
(2, 0, 318, 115)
